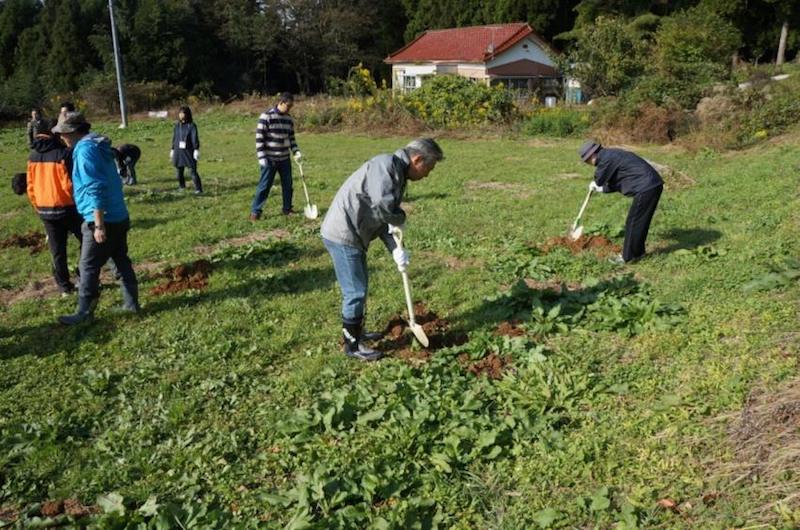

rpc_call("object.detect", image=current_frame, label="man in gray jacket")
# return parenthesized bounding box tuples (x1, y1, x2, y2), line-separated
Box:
(321, 138, 444, 361)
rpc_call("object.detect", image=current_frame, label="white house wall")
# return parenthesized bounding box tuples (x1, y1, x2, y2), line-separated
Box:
(487, 37, 555, 69)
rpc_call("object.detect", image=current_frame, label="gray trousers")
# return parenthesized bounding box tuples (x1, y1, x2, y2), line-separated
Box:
(78, 219, 137, 300)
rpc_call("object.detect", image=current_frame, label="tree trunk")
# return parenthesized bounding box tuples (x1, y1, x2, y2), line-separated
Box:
(777, 20, 788, 65)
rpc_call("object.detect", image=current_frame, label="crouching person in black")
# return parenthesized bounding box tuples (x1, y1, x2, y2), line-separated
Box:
(112, 144, 141, 185)
(578, 140, 664, 264)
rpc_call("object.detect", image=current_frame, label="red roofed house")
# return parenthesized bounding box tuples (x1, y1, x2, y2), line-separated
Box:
(385, 23, 561, 99)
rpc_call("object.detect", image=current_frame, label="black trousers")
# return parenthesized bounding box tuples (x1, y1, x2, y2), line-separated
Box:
(623, 184, 663, 262)
(176, 164, 202, 191)
(78, 219, 137, 300)
(41, 211, 83, 292)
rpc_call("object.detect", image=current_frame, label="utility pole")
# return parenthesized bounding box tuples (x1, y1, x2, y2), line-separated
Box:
(108, 0, 128, 128)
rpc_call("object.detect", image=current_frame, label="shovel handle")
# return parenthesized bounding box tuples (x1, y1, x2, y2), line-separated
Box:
(392, 231, 416, 326)
(571, 188, 593, 231)
(294, 160, 313, 205)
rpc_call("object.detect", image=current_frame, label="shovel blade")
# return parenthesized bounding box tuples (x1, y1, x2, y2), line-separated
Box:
(304, 205, 318, 219)
(409, 323, 429, 348)
(569, 225, 584, 241)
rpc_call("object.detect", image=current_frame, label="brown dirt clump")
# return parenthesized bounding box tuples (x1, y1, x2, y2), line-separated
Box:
(0, 505, 18, 522)
(1, 231, 46, 254)
(462, 353, 508, 380)
(495, 320, 526, 337)
(541, 235, 621, 256)
(150, 259, 212, 295)
(40, 500, 63, 517)
(381, 303, 468, 362)
(39, 499, 97, 518)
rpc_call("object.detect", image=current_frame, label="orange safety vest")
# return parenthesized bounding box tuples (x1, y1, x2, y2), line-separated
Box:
(27, 136, 75, 219)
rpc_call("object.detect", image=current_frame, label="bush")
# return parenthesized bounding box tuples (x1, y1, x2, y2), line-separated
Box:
(591, 98, 689, 144)
(402, 75, 515, 128)
(522, 107, 590, 137)
(80, 75, 188, 115)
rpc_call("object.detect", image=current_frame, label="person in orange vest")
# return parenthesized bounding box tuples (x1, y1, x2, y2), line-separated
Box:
(26, 121, 82, 295)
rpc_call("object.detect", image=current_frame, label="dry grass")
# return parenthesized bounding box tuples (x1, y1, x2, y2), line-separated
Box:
(716, 375, 800, 521)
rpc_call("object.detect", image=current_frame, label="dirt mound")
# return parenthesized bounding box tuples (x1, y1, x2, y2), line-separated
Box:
(494, 320, 526, 337)
(150, 259, 212, 295)
(1, 231, 46, 254)
(460, 353, 508, 380)
(40, 499, 98, 518)
(541, 235, 621, 256)
(381, 303, 468, 362)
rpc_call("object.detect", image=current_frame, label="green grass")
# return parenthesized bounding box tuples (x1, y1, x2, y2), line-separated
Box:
(0, 110, 798, 528)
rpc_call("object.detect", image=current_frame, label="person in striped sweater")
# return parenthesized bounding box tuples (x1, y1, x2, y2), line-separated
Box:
(249, 92, 302, 220)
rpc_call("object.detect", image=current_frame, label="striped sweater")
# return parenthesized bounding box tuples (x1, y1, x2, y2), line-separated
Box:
(256, 107, 298, 162)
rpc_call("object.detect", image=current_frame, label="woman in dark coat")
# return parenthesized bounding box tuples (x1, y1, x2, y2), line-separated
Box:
(170, 106, 202, 193)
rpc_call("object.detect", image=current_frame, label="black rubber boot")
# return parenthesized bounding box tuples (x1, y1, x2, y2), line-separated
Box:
(58, 296, 98, 325)
(343, 320, 383, 362)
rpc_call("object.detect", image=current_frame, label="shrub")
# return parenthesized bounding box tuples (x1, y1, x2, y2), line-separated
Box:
(522, 107, 590, 137)
(402, 75, 515, 128)
(80, 75, 188, 115)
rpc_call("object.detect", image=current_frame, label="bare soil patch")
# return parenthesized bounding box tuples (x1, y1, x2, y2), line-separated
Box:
(1, 231, 46, 254)
(644, 159, 697, 190)
(150, 259, 212, 296)
(554, 172, 583, 180)
(459, 352, 508, 380)
(40, 499, 98, 518)
(380, 303, 468, 363)
(494, 320, 526, 337)
(0, 505, 18, 522)
(540, 234, 621, 256)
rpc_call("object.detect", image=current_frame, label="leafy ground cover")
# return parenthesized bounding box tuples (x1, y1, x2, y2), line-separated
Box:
(0, 112, 798, 528)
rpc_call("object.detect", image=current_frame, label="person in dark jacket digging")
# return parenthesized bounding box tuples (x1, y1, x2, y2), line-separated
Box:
(170, 106, 202, 193)
(320, 138, 444, 361)
(112, 143, 141, 185)
(578, 140, 664, 264)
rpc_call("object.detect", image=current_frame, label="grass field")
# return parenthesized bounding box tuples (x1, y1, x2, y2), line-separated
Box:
(0, 111, 798, 528)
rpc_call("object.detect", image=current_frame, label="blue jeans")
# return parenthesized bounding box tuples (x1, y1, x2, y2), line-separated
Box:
(251, 159, 293, 214)
(323, 238, 367, 324)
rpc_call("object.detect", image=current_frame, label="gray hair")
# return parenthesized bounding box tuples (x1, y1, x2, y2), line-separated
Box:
(405, 138, 444, 165)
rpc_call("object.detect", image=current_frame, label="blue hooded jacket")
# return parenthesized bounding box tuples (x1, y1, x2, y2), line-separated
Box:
(71, 133, 129, 223)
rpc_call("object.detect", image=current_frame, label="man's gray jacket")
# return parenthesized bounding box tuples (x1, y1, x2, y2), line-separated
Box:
(321, 148, 409, 251)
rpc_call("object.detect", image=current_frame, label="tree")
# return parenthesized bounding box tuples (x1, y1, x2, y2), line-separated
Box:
(0, 0, 40, 79)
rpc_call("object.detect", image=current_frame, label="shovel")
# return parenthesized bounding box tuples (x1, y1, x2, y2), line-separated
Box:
(391, 229, 429, 348)
(294, 160, 318, 219)
(569, 188, 593, 240)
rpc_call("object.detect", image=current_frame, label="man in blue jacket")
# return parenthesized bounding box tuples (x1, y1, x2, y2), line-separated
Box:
(578, 140, 664, 264)
(53, 112, 140, 324)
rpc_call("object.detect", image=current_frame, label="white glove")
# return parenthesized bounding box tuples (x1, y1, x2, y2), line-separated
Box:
(293, 151, 302, 162)
(259, 159, 267, 167)
(388, 223, 405, 236)
(589, 181, 604, 193)
(169, 149, 174, 160)
(392, 247, 410, 272)
(193, 149, 200, 161)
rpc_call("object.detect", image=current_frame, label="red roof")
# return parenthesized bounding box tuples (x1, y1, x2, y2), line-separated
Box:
(386, 23, 543, 64)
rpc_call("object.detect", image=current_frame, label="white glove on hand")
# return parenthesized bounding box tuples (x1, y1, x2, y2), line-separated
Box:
(258, 159, 267, 167)
(293, 151, 302, 162)
(589, 181, 604, 193)
(193, 149, 200, 161)
(169, 149, 174, 160)
(388, 223, 405, 236)
(392, 247, 410, 272)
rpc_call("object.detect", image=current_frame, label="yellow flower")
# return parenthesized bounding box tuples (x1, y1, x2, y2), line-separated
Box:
(753, 129, 768, 140)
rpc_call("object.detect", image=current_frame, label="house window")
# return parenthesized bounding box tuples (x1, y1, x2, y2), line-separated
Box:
(403, 75, 416, 90)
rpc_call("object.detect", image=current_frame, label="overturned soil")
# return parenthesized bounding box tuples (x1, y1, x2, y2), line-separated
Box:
(1, 231, 46, 254)
(40, 499, 98, 518)
(194, 229, 291, 256)
(494, 320, 526, 337)
(460, 352, 508, 380)
(541, 234, 621, 256)
(380, 302, 467, 363)
(150, 259, 212, 295)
